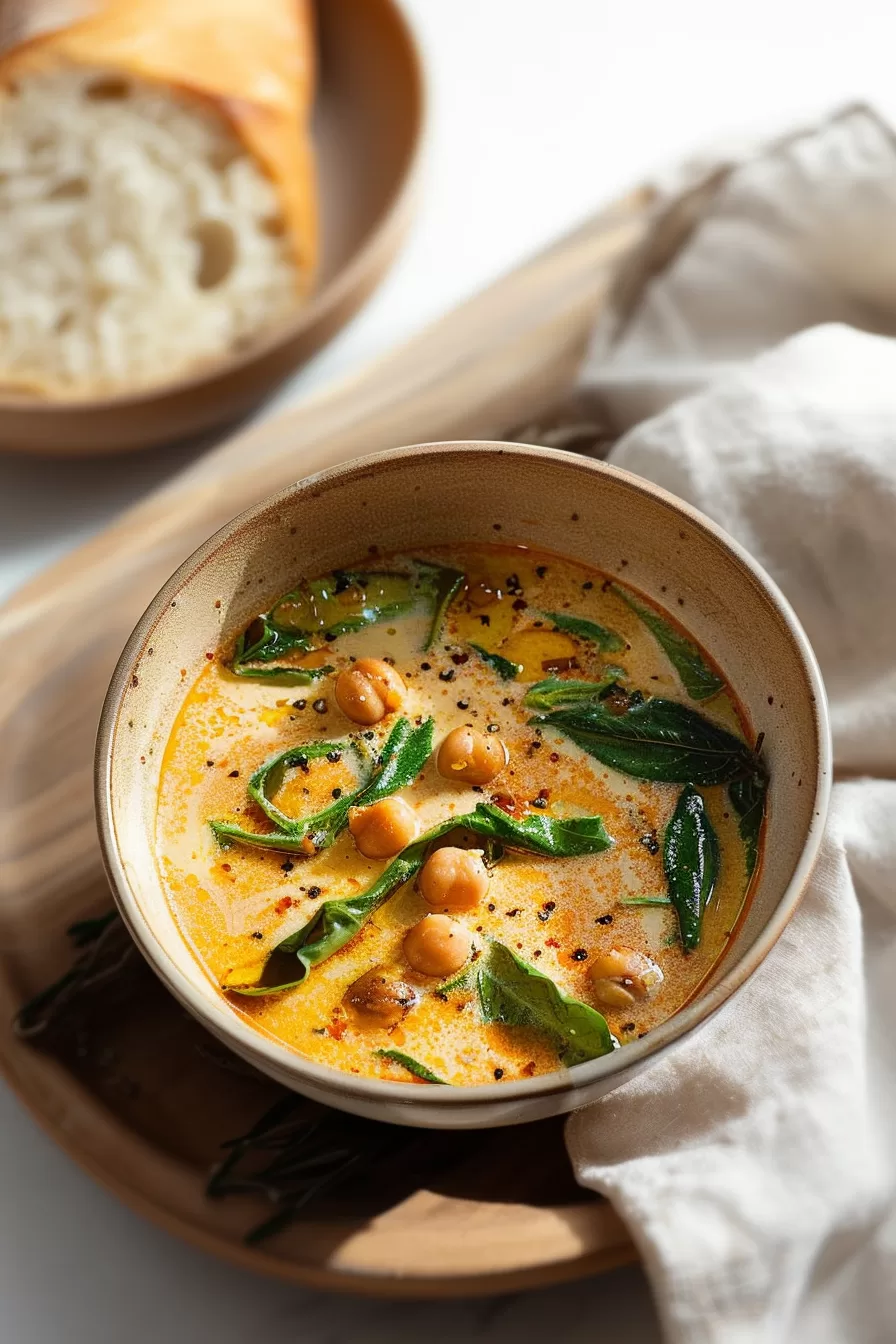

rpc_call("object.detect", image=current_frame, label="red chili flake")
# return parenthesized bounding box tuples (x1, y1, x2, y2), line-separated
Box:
(205, 652, 214, 660)
(275, 896, 293, 915)
(221, 863, 231, 873)
(327, 1017, 347, 1041)
(542, 656, 578, 673)
(451, 652, 469, 665)
(522, 1061, 537, 1077)
(533, 950, 542, 958)
(537, 787, 550, 800)
(512, 598, 527, 611)
(546, 937, 560, 949)
(549, 752, 560, 763)
(491, 793, 518, 816)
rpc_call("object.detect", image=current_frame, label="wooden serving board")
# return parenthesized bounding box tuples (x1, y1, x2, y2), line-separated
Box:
(0, 187, 656, 1296)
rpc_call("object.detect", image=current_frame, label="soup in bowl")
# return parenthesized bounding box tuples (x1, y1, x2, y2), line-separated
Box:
(97, 442, 830, 1128)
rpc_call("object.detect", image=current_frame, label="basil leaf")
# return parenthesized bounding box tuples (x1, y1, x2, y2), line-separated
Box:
(232, 664, 333, 686)
(232, 563, 460, 680)
(524, 675, 624, 711)
(729, 768, 767, 878)
(664, 785, 720, 951)
(463, 802, 613, 857)
(531, 695, 758, 785)
(540, 610, 624, 653)
(231, 802, 612, 994)
(416, 561, 465, 651)
(475, 941, 616, 1065)
(470, 643, 522, 681)
(211, 717, 434, 856)
(615, 586, 723, 701)
(374, 1049, 447, 1084)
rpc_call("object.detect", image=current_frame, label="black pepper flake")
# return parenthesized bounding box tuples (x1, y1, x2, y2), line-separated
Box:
(537, 911, 551, 923)
(326, 750, 342, 764)
(505, 908, 521, 917)
(439, 668, 455, 682)
(622, 1022, 636, 1033)
(512, 596, 528, 612)
(228, 769, 240, 778)
(308, 886, 322, 898)
(292, 699, 306, 710)
(640, 830, 660, 855)
(493, 1068, 504, 1080)
(531, 796, 548, 809)
(533, 950, 542, 957)
(571, 948, 588, 962)
(456, 699, 470, 710)
(487, 903, 496, 912)
(479, 614, 491, 626)
(251, 931, 264, 940)
(206, 760, 215, 768)
(451, 652, 469, 666)
(535, 565, 548, 578)
(281, 860, 294, 873)
(332, 788, 342, 799)
(324, 632, 337, 642)
(312, 698, 328, 714)
(486, 723, 500, 733)
(596, 913, 614, 925)
(363, 730, 375, 740)
(501, 697, 512, 706)
(582, 580, 594, 590)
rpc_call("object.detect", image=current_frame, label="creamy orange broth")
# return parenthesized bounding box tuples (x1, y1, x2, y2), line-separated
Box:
(156, 545, 759, 1086)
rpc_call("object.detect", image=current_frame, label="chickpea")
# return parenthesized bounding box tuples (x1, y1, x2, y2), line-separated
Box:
(334, 657, 406, 725)
(403, 914, 473, 977)
(436, 725, 508, 787)
(418, 846, 489, 911)
(343, 969, 418, 1028)
(349, 797, 418, 859)
(590, 946, 664, 1009)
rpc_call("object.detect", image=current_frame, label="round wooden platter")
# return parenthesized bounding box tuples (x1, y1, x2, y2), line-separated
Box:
(0, 0, 424, 455)
(0, 186, 663, 1296)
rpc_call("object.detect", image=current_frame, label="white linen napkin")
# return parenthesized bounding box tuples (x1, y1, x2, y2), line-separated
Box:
(564, 107, 896, 1343)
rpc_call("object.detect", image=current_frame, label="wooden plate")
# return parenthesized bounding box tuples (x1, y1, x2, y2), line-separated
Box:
(0, 0, 424, 456)
(0, 188, 656, 1295)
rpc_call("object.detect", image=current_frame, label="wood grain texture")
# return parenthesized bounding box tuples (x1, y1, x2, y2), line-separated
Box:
(0, 186, 653, 1294)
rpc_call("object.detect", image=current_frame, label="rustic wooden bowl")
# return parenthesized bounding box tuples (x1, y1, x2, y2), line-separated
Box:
(97, 441, 832, 1129)
(0, 0, 424, 456)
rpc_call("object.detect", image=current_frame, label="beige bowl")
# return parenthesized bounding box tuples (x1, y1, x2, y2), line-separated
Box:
(96, 442, 831, 1128)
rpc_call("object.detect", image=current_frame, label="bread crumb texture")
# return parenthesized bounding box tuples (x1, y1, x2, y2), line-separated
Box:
(0, 66, 301, 397)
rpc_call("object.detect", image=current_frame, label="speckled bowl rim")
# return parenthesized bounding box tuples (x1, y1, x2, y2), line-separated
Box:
(96, 442, 832, 1113)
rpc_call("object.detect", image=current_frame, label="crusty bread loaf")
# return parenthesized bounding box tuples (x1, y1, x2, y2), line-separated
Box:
(0, 66, 301, 398)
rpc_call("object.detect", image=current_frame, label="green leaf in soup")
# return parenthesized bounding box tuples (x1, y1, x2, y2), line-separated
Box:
(470, 643, 523, 681)
(663, 785, 720, 951)
(415, 561, 466, 651)
(374, 1049, 447, 1084)
(231, 561, 463, 680)
(210, 717, 434, 856)
(729, 767, 768, 878)
(539, 610, 624, 653)
(531, 695, 758, 786)
(615, 586, 724, 702)
(524, 675, 626, 711)
(475, 942, 616, 1065)
(230, 802, 613, 994)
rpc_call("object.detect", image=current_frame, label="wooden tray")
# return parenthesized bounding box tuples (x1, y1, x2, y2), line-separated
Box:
(0, 187, 657, 1296)
(0, 0, 424, 455)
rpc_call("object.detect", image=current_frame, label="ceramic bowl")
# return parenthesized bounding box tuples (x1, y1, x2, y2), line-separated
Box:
(0, 0, 423, 455)
(96, 441, 831, 1129)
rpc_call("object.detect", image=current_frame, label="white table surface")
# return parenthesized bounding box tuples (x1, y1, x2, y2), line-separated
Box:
(3, 2, 896, 1338)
